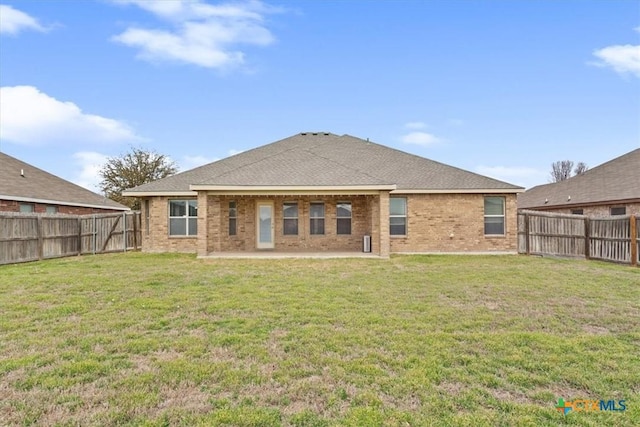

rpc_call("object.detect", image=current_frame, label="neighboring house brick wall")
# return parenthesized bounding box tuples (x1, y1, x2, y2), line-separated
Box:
(390, 193, 518, 253)
(525, 202, 640, 217)
(0, 199, 123, 215)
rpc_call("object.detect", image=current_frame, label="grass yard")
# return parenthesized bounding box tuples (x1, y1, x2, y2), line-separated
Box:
(0, 253, 638, 426)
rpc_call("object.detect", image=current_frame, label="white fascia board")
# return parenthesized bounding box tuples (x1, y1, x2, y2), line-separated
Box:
(121, 191, 198, 197)
(0, 194, 129, 211)
(189, 185, 397, 194)
(391, 188, 525, 194)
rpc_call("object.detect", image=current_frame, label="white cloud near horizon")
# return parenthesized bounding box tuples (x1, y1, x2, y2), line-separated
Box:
(401, 131, 440, 146)
(404, 121, 426, 130)
(0, 4, 46, 35)
(73, 151, 109, 191)
(592, 28, 640, 78)
(111, 0, 278, 68)
(476, 165, 547, 189)
(0, 86, 143, 146)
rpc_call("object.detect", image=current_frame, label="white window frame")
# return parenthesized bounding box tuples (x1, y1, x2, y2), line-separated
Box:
(168, 200, 198, 237)
(389, 197, 407, 236)
(336, 201, 352, 235)
(229, 201, 237, 236)
(283, 202, 299, 236)
(310, 202, 325, 235)
(484, 196, 505, 236)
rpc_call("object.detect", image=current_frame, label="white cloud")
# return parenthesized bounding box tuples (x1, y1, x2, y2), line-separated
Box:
(73, 151, 109, 191)
(401, 131, 440, 146)
(111, 0, 278, 68)
(0, 86, 142, 145)
(476, 165, 547, 189)
(180, 154, 217, 170)
(592, 29, 640, 78)
(0, 4, 46, 35)
(404, 121, 426, 130)
(227, 148, 244, 156)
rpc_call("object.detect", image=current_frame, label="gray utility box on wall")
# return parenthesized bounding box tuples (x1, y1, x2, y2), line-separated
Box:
(363, 235, 372, 253)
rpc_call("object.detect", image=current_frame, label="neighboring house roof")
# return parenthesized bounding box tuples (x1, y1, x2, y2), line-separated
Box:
(518, 148, 640, 209)
(0, 152, 129, 211)
(124, 132, 523, 195)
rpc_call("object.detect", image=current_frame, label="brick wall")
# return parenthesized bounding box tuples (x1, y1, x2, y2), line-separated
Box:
(0, 199, 125, 215)
(142, 196, 198, 253)
(389, 193, 518, 253)
(528, 202, 640, 217)
(143, 192, 519, 254)
(213, 195, 373, 252)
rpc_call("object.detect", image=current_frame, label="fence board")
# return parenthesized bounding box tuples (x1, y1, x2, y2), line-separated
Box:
(518, 210, 637, 267)
(0, 212, 141, 265)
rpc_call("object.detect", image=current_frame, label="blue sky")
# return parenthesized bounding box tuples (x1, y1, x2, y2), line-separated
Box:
(1, 0, 638, 191)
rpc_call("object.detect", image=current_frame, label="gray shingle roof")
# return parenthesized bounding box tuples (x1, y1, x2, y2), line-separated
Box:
(124, 133, 523, 194)
(0, 152, 129, 211)
(518, 148, 640, 209)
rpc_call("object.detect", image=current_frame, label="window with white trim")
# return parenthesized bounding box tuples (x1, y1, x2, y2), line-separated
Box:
(283, 202, 298, 235)
(484, 197, 505, 235)
(389, 198, 407, 236)
(169, 200, 197, 236)
(310, 202, 325, 235)
(337, 202, 352, 235)
(229, 201, 237, 236)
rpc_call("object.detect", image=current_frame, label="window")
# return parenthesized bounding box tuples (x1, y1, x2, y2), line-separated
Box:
(571, 209, 584, 215)
(283, 202, 298, 235)
(611, 207, 626, 216)
(169, 200, 197, 236)
(19, 203, 34, 213)
(229, 201, 237, 236)
(484, 196, 505, 235)
(144, 200, 150, 235)
(337, 202, 352, 235)
(389, 198, 407, 236)
(310, 202, 325, 235)
(45, 206, 58, 214)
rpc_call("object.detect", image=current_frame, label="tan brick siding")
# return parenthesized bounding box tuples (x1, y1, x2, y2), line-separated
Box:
(142, 196, 198, 253)
(389, 193, 518, 253)
(142, 192, 519, 254)
(213, 195, 373, 252)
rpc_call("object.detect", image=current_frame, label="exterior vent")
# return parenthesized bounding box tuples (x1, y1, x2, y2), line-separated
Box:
(363, 235, 372, 253)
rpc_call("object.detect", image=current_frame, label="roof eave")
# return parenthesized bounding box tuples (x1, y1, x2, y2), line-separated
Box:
(121, 190, 198, 197)
(392, 188, 524, 194)
(0, 194, 130, 211)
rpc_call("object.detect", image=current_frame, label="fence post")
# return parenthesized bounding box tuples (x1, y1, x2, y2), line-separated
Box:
(37, 216, 43, 261)
(631, 215, 638, 267)
(584, 217, 590, 260)
(92, 215, 97, 255)
(525, 212, 530, 255)
(77, 216, 82, 256)
(123, 212, 127, 252)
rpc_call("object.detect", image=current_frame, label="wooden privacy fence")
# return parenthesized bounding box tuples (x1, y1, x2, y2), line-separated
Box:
(518, 210, 639, 267)
(0, 211, 141, 265)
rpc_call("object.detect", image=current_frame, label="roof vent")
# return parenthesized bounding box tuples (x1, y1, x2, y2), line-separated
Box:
(20, 169, 25, 177)
(312, 132, 318, 135)
(323, 132, 329, 135)
(567, 195, 571, 201)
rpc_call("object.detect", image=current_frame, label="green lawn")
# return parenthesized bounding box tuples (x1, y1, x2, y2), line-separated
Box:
(0, 253, 638, 426)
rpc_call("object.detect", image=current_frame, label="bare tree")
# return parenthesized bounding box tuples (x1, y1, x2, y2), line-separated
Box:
(550, 160, 574, 182)
(100, 147, 177, 210)
(573, 162, 589, 176)
(550, 160, 588, 182)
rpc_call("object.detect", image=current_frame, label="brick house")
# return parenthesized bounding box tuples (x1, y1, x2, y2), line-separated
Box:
(0, 152, 129, 214)
(518, 148, 640, 217)
(123, 132, 523, 257)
